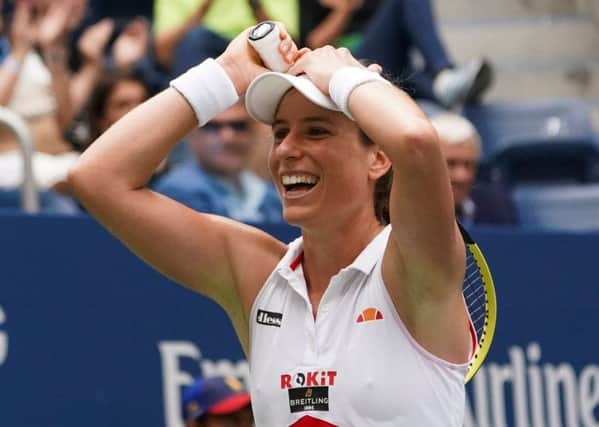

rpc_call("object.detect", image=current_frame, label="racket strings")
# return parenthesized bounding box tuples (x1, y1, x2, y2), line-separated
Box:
(457, 225, 497, 383)
(463, 249, 489, 342)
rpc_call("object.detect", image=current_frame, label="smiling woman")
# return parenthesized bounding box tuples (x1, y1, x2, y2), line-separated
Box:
(68, 22, 472, 426)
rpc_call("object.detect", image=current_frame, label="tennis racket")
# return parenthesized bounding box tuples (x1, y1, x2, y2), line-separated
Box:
(459, 223, 497, 383)
(248, 21, 290, 72)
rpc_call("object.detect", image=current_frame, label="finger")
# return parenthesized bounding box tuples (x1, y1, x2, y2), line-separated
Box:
(278, 38, 297, 64)
(293, 47, 311, 62)
(279, 38, 291, 54)
(287, 52, 311, 76)
(336, 46, 362, 67)
(275, 22, 289, 41)
(367, 63, 383, 74)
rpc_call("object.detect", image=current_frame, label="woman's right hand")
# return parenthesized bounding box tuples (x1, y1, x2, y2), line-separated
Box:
(216, 23, 298, 95)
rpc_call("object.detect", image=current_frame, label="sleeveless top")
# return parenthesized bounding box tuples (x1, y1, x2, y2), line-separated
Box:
(249, 226, 469, 426)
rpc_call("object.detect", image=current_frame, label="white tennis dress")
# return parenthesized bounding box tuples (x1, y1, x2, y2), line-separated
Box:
(249, 226, 469, 426)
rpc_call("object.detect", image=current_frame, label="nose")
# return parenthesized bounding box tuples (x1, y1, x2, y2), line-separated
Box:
(275, 132, 302, 161)
(450, 163, 474, 184)
(218, 125, 237, 141)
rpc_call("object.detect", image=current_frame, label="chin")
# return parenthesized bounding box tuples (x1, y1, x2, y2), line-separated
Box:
(282, 205, 317, 228)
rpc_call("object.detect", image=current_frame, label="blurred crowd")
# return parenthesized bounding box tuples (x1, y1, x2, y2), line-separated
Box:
(0, 0, 511, 225)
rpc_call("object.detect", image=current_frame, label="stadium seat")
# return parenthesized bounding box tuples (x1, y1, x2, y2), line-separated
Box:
(513, 184, 599, 231)
(0, 190, 81, 215)
(464, 98, 595, 158)
(464, 98, 599, 185)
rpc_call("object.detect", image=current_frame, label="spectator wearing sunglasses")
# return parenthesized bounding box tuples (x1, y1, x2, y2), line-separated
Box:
(152, 101, 283, 222)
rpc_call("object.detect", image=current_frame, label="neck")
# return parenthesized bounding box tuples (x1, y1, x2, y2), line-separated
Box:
(300, 214, 384, 294)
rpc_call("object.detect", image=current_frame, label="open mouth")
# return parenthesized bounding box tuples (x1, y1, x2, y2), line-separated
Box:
(281, 174, 319, 195)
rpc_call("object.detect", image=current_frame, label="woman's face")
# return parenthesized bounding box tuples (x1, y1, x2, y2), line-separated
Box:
(269, 90, 380, 228)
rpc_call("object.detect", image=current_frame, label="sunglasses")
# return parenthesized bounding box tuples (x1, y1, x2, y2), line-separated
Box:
(202, 120, 249, 133)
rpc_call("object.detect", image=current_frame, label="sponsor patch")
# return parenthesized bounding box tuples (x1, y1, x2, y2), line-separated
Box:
(288, 387, 329, 413)
(256, 309, 282, 327)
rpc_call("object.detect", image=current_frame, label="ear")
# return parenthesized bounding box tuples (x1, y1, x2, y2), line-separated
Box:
(368, 147, 392, 181)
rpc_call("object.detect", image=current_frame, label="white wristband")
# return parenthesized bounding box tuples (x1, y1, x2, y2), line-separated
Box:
(170, 58, 239, 126)
(329, 67, 390, 120)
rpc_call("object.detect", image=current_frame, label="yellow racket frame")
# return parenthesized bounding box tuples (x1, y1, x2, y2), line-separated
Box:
(459, 225, 497, 384)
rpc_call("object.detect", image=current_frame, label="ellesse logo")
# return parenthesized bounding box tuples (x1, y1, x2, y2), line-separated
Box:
(256, 309, 283, 327)
(356, 307, 383, 323)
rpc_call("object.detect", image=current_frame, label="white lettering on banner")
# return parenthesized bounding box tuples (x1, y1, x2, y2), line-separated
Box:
(158, 341, 249, 427)
(0, 306, 7, 366)
(465, 342, 599, 427)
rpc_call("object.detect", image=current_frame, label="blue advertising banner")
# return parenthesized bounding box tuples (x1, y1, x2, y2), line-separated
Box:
(0, 215, 598, 426)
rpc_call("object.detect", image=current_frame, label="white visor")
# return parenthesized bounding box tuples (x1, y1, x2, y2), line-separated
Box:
(245, 72, 340, 125)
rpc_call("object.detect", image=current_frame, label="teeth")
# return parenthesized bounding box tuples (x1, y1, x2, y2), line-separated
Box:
(282, 175, 318, 186)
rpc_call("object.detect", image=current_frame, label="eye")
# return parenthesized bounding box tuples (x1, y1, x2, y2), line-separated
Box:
(273, 127, 289, 143)
(306, 127, 329, 138)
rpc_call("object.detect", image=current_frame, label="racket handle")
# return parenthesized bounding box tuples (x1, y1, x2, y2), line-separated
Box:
(248, 21, 290, 72)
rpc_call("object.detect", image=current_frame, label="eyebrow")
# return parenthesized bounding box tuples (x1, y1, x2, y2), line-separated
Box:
(272, 116, 334, 127)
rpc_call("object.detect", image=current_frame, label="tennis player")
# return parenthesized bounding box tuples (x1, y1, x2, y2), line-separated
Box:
(69, 24, 472, 426)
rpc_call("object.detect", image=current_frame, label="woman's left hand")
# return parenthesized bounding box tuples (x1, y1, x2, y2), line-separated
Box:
(287, 46, 381, 95)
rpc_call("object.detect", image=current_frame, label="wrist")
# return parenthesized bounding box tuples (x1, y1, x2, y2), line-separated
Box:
(329, 66, 390, 119)
(81, 53, 103, 69)
(80, 59, 104, 76)
(216, 55, 246, 96)
(10, 46, 30, 62)
(170, 58, 239, 126)
(43, 46, 68, 66)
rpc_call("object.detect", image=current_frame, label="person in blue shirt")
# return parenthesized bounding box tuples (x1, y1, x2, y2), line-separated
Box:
(430, 112, 516, 226)
(152, 100, 283, 222)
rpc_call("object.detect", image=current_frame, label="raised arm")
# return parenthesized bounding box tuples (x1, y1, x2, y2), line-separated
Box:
(36, 1, 77, 130)
(288, 46, 469, 362)
(68, 26, 297, 348)
(304, 0, 362, 49)
(153, 0, 216, 68)
(0, 0, 36, 105)
(70, 19, 114, 118)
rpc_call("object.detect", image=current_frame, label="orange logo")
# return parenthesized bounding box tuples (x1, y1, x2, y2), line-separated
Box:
(356, 307, 383, 323)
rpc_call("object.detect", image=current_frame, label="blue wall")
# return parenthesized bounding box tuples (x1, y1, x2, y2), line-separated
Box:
(0, 215, 598, 427)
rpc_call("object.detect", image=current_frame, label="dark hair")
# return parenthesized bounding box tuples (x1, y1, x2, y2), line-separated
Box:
(87, 69, 153, 141)
(358, 130, 393, 225)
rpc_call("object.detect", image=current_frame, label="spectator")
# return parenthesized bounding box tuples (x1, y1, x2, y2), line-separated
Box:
(85, 69, 153, 146)
(153, 0, 298, 75)
(354, 0, 492, 108)
(69, 6, 163, 96)
(299, 0, 382, 51)
(182, 376, 253, 427)
(0, 0, 82, 191)
(431, 112, 516, 226)
(0, 0, 153, 184)
(152, 101, 283, 222)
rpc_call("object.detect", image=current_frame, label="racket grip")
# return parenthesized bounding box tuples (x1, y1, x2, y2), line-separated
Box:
(248, 21, 290, 72)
